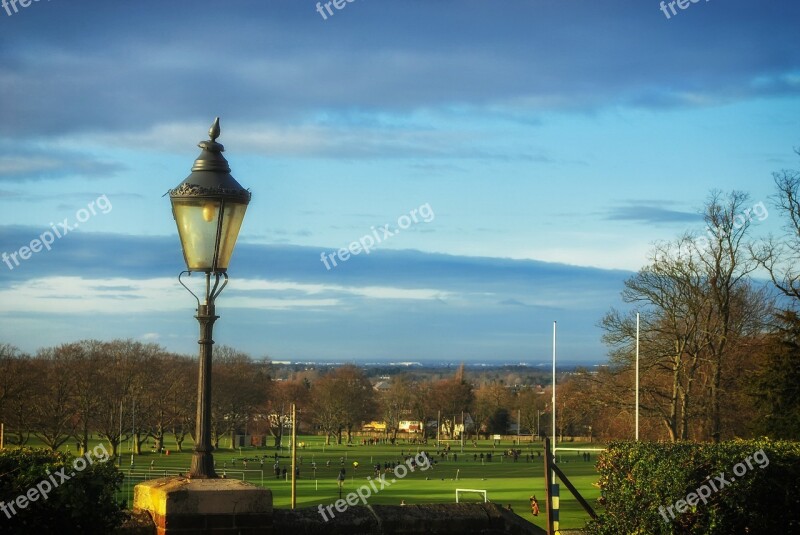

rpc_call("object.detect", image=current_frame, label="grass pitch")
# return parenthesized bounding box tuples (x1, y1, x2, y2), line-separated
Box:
(17, 435, 602, 531)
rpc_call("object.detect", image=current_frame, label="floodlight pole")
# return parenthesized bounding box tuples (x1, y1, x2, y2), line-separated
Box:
(635, 312, 640, 441)
(291, 403, 297, 509)
(552, 321, 556, 451)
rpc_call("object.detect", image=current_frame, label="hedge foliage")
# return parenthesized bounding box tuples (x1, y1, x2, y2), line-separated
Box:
(0, 447, 125, 534)
(584, 439, 800, 535)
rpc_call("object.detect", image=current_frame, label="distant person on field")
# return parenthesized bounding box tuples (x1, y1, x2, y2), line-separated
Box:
(529, 496, 540, 516)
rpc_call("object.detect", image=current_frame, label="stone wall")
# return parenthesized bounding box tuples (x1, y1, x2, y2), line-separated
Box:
(117, 502, 546, 535)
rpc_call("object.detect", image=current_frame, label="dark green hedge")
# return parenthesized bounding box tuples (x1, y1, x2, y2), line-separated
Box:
(585, 439, 800, 535)
(0, 447, 125, 534)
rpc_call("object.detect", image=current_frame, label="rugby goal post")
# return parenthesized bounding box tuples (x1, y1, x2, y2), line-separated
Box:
(455, 488, 488, 503)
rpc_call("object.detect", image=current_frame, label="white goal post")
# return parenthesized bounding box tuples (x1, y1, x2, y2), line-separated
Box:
(455, 488, 488, 503)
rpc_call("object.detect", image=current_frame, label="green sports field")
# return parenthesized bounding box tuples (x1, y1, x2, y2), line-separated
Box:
(15, 436, 602, 531)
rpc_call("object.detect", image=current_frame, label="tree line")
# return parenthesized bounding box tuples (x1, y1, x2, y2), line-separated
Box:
(0, 341, 552, 454)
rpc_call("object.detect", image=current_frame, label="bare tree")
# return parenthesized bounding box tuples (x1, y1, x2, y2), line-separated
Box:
(695, 190, 759, 442)
(0, 345, 34, 445)
(32, 346, 77, 450)
(132, 352, 193, 454)
(94, 340, 159, 458)
(169, 356, 196, 452)
(0, 344, 24, 418)
(473, 382, 510, 437)
(310, 365, 376, 445)
(381, 374, 414, 442)
(514, 387, 547, 438)
(263, 379, 309, 449)
(310, 374, 346, 445)
(210, 347, 270, 449)
(753, 150, 800, 300)
(70, 340, 104, 455)
(409, 380, 434, 440)
(430, 368, 473, 439)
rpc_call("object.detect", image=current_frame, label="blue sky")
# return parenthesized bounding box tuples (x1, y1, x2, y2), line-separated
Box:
(0, 0, 797, 363)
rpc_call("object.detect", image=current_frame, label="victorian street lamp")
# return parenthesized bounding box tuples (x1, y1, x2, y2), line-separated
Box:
(169, 117, 251, 478)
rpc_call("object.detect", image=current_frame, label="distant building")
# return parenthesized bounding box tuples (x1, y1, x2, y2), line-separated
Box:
(373, 380, 391, 392)
(362, 421, 387, 432)
(399, 420, 424, 433)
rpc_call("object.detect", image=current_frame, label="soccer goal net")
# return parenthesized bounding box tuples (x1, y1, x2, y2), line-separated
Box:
(455, 488, 488, 503)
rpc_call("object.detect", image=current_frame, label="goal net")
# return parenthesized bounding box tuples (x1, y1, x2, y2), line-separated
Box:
(455, 488, 488, 503)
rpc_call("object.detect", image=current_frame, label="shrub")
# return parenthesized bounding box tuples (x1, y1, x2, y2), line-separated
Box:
(0, 447, 125, 534)
(584, 439, 800, 534)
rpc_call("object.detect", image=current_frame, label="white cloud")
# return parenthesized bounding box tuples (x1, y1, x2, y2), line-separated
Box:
(0, 276, 452, 315)
(237, 279, 450, 300)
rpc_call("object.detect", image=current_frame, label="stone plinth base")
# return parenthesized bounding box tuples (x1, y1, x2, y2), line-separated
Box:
(134, 477, 272, 535)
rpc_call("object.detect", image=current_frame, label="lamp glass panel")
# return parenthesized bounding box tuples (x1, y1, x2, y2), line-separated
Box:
(171, 198, 222, 271)
(216, 202, 247, 270)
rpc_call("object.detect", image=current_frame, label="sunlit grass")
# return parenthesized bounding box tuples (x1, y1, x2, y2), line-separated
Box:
(14, 435, 601, 530)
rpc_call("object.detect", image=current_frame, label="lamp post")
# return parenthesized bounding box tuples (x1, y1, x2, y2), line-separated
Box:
(169, 117, 251, 479)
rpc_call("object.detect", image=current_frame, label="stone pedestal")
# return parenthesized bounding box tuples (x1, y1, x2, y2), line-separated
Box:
(134, 477, 272, 535)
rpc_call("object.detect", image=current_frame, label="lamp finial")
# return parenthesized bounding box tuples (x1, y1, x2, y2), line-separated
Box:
(209, 117, 220, 142)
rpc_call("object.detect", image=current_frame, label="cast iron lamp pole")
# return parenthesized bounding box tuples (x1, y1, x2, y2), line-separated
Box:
(168, 118, 251, 479)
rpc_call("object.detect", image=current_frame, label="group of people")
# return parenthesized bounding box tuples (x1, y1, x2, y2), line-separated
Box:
(273, 461, 300, 479)
(503, 449, 544, 463)
(360, 437, 393, 446)
(353, 453, 434, 477)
